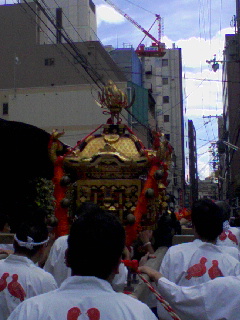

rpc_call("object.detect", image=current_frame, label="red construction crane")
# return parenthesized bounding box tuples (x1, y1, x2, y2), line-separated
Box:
(103, 0, 165, 57)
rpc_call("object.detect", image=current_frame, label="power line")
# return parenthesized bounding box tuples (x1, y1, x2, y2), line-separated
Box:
(21, 0, 105, 89)
(15, 0, 103, 92)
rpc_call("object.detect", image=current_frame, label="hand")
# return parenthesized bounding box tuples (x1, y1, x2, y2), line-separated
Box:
(138, 266, 162, 282)
(122, 246, 131, 260)
(139, 230, 153, 244)
(139, 252, 156, 267)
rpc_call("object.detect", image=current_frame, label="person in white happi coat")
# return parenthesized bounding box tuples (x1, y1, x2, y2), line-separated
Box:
(139, 265, 240, 320)
(44, 202, 128, 291)
(154, 199, 240, 319)
(0, 218, 57, 319)
(216, 200, 240, 249)
(160, 200, 240, 286)
(8, 206, 157, 320)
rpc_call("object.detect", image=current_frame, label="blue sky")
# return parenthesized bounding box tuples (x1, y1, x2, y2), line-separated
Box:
(95, 0, 236, 179)
(1, 0, 237, 178)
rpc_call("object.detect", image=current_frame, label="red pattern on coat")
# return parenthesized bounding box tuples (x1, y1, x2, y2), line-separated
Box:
(228, 230, 238, 245)
(208, 260, 223, 279)
(86, 308, 101, 320)
(219, 231, 227, 241)
(185, 257, 207, 280)
(7, 274, 26, 302)
(0, 273, 9, 292)
(67, 307, 81, 320)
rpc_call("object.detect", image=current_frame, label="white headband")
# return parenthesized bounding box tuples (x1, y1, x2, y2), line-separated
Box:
(14, 235, 49, 250)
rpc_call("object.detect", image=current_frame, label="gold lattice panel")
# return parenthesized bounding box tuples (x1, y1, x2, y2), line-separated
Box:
(76, 179, 141, 224)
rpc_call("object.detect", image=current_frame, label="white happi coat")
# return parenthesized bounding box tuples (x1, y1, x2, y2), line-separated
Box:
(8, 276, 158, 320)
(0, 254, 57, 319)
(156, 275, 240, 320)
(44, 235, 128, 291)
(160, 239, 240, 286)
(217, 221, 240, 249)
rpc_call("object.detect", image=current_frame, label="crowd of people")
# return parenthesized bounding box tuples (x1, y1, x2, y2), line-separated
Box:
(0, 198, 240, 319)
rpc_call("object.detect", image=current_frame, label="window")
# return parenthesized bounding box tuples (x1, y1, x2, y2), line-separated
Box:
(3, 103, 8, 115)
(163, 96, 169, 103)
(174, 173, 177, 186)
(164, 115, 169, 122)
(162, 59, 168, 67)
(45, 58, 55, 66)
(162, 77, 168, 85)
(165, 134, 170, 141)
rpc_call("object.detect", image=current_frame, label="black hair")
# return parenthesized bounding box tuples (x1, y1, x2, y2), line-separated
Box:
(75, 202, 101, 218)
(191, 199, 223, 241)
(215, 201, 231, 222)
(153, 212, 181, 250)
(14, 219, 49, 257)
(67, 206, 125, 280)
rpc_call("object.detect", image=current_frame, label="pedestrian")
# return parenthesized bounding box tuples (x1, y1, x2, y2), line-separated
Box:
(160, 199, 240, 286)
(8, 206, 157, 320)
(44, 202, 128, 291)
(0, 218, 57, 319)
(216, 200, 240, 249)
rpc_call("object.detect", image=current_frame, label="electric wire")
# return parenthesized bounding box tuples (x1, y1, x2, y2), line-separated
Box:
(18, 0, 161, 143)
(44, 0, 114, 82)
(15, 0, 103, 92)
(21, 0, 104, 90)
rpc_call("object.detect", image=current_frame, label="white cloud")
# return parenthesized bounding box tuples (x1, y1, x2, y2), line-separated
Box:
(96, 4, 125, 26)
(175, 28, 234, 179)
(198, 153, 211, 179)
(163, 27, 234, 69)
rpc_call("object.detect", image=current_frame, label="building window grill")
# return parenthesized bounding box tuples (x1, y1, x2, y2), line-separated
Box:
(163, 96, 169, 103)
(165, 134, 170, 141)
(164, 115, 170, 122)
(3, 103, 8, 115)
(162, 59, 168, 67)
(45, 58, 55, 66)
(162, 77, 168, 85)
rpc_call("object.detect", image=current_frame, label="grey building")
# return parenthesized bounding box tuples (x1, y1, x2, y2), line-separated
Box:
(0, 2, 127, 146)
(188, 120, 198, 204)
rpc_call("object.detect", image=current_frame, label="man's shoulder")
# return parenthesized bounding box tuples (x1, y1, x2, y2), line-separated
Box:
(54, 235, 68, 245)
(219, 245, 239, 255)
(167, 241, 194, 254)
(112, 293, 158, 318)
(29, 263, 57, 281)
(51, 235, 68, 251)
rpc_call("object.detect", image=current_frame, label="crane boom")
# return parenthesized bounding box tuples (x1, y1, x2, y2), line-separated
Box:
(103, 0, 160, 44)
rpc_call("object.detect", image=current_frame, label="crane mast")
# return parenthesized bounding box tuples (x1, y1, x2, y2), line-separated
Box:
(103, 0, 165, 57)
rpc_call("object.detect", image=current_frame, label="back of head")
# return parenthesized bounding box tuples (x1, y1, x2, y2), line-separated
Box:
(67, 205, 125, 280)
(191, 199, 223, 241)
(75, 202, 101, 218)
(215, 201, 231, 222)
(14, 219, 49, 257)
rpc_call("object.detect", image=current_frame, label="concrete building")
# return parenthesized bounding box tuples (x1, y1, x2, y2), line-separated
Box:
(198, 177, 218, 200)
(0, 2, 127, 147)
(188, 119, 198, 205)
(139, 43, 185, 207)
(20, 0, 97, 43)
(220, 16, 240, 205)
